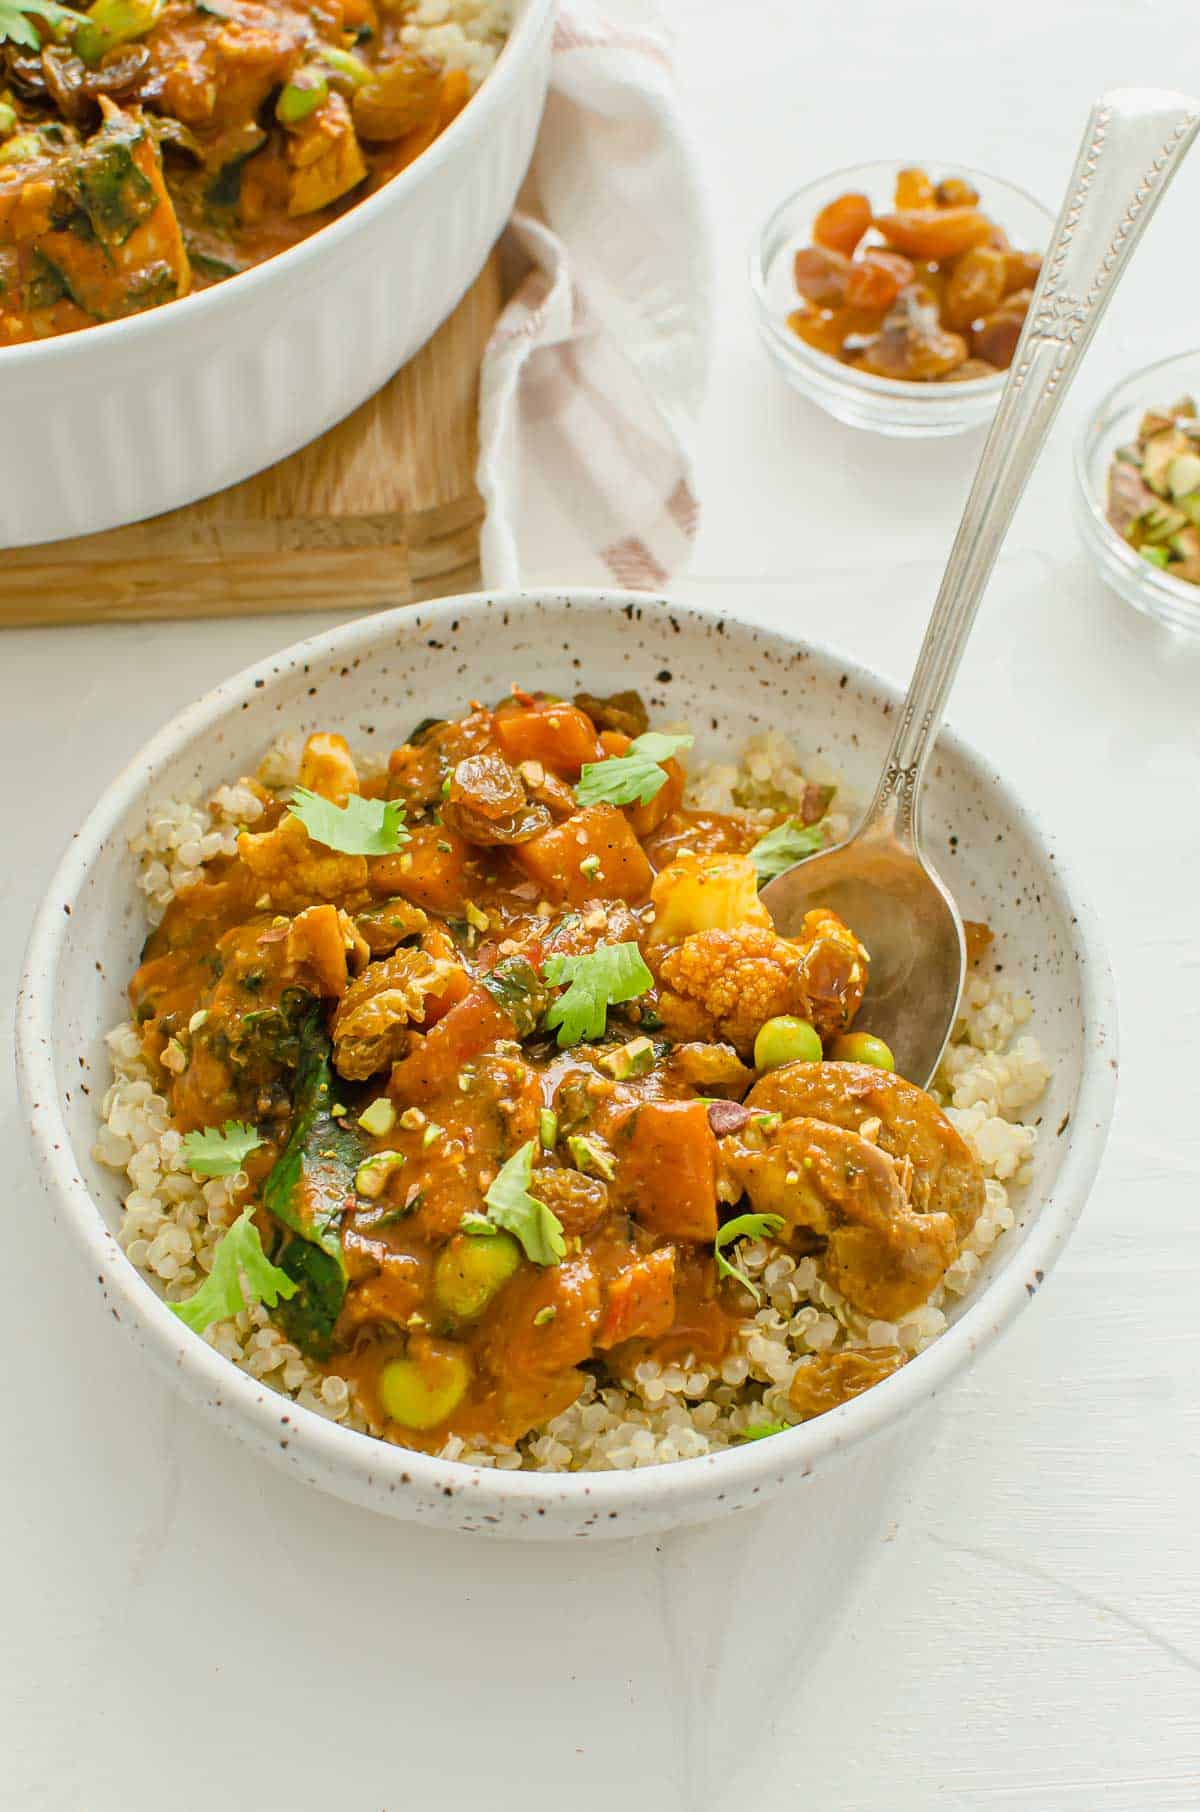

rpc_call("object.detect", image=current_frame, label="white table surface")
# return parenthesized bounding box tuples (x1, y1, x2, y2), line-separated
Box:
(5, 3, 1200, 1806)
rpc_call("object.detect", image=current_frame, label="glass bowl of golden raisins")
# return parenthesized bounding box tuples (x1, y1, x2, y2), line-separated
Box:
(750, 161, 1053, 437)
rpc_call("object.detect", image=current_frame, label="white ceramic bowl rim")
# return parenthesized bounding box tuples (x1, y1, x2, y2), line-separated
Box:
(1074, 345, 1200, 612)
(17, 590, 1118, 1524)
(0, 0, 553, 375)
(749, 159, 1055, 402)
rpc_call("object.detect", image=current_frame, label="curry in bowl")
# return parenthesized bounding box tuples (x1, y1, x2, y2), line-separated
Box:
(0, 0, 508, 345)
(96, 687, 1051, 1470)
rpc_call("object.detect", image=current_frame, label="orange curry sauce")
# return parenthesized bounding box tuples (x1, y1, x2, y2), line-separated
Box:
(127, 690, 915, 1454)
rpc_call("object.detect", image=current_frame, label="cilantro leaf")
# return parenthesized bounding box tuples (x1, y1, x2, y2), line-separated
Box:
(749, 818, 826, 885)
(575, 732, 693, 808)
(180, 1120, 263, 1177)
(542, 941, 653, 1047)
(169, 1205, 298, 1334)
(476, 1140, 565, 1267)
(287, 788, 409, 856)
(737, 1422, 789, 1441)
(714, 1211, 785, 1303)
(0, 0, 84, 48)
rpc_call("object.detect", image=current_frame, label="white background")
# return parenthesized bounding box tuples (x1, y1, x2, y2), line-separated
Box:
(4, 1, 1200, 1806)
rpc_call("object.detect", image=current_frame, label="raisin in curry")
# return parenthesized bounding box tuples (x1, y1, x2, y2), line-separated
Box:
(132, 692, 986, 1452)
(0, 0, 491, 344)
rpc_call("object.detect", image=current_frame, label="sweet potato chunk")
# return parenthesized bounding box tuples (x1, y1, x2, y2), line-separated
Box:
(368, 826, 477, 915)
(598, 1247, 678, 1348)
(514, 806, 653, 905)
(493, 700, 601, 777)
(611, 1099, 718, 1243)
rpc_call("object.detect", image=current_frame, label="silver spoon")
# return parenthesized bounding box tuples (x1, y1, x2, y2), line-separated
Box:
(763, 87, 1199, 1086)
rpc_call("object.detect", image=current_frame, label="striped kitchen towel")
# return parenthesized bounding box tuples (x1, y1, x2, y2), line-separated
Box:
(477, 0, 714, 590)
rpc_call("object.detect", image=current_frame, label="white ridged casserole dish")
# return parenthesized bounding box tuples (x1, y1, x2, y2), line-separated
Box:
(0, 0, 555, 549)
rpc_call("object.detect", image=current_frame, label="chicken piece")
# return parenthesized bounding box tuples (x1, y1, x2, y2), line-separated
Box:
(286, 91, 367, 216)
(143, 0, 308, 130)
(727, 1117, 958, 1318)
(657, 925, 809, 1056)
(298, 731, 360, 804)
(788, 1347, 907, 1421)
(597, 1247, 678, 1348)
(792, 907, 869, 1039)
(283, 903, 368, 997)
(743, 1061, 984, 1237)
(332, 946, 469, 1080)
(238, 811, 369, 914)
(648, 851, 770, 948)
(0, 105, 190, 338)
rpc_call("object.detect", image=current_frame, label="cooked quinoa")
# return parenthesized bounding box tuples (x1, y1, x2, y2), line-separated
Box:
(94, 728, 1051, 1472)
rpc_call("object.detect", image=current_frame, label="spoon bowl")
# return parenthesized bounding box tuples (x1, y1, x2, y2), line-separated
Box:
(763, 824, 963, 1086)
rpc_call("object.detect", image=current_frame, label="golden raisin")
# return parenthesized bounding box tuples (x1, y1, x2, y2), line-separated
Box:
(793, 244, 850, 307)
(941, 245, 1007, 331)
(812, 191, 872, 258)
(845, 249, 914, 310)
(876, 206, 995, 261)
(894, 166, 936, 210)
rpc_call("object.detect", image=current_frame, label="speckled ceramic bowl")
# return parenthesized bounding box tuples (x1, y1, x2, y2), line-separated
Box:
(16, 592, 1117, 1539)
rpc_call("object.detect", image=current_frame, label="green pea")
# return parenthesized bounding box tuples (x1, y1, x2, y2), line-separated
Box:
(434, 1230, 522, 1321)
(0, 130, 40, 166)
(753, 1015, 822, 1072)
(828, 1031, 896, 1072)
(275, 68, 330, 125)
(379, 1347, 471, 1429)
(74, 0, 164, 68)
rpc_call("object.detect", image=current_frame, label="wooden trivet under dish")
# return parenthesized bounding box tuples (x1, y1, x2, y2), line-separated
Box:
(0, 254, 501, 628)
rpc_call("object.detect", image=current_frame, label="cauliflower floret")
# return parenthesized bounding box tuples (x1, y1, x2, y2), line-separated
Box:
(648, 852, 770, 948)
(794, 908, 869, 1038)
(238, 814, 369, 914)
(657, 925, 808, 1055)
(297, 731, 361, 805)
(332, 947, 467, 1080)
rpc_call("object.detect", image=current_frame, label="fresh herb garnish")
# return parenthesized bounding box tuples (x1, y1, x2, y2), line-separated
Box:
(470, 1141, 565, 1267)
(714, 1212, 785, 1303)
(0, 0, 83, 48)
(543, 942, 653, 1047)
(169, 1205, 297, 1334)
(287, 788, 409, 857)
(179, 1120, 263, 1178)
(574, 732, 693, 808)
(748, 818, 826, 885)
(737, 1422, 789, 1441)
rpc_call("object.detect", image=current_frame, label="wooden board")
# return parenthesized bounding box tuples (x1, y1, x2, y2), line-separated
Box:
(0, 253, 501, 628)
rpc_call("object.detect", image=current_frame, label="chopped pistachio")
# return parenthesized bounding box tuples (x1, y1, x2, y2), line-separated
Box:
(358, 1096, 396, 1138)
(398, 1106, 426, 1131)
(533, 1306, 557, 1327)
(187, 1009, 208, 1033)
(567, 1133, 616, 1181)
(464, 901, 490, 932)
(355, 1150, 406, 1199)
(601, 1035, 655, 1081)
(579, 854, 602, 879)
(538, 1108, 558, 1149)
(421, 1121, 443, 1149)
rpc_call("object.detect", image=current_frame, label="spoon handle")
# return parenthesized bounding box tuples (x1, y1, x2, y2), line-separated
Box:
(869, 87, 1200, 845)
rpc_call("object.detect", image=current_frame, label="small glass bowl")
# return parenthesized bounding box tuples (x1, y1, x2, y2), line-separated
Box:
(1075, 350, 1200, 637)
(749, 160, 1054, 439)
